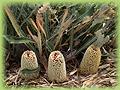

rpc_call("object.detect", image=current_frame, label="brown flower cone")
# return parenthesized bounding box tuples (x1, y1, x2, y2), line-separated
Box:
(79, 29, 109, 75)
(19, 50, 39, 80)
(79, 45, 101, 74)
(48, 51, 67, 82)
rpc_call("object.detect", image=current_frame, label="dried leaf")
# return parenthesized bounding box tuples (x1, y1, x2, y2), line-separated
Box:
(37, 30, 42, 56)
(29, 19, 43, 55)
(27, 26, 37, 42)
(30, 18, 39, 32)
(54, 9, 72, 49)
(36, 4, 48, 37)
(99, 64, 110, 69)
(69, 69, 77, 76)
(37, 20, 46, 37)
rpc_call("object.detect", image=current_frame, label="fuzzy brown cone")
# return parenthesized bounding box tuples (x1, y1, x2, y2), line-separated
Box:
(79, 29, 109, 74)
(48, 51, 67, 82)
(79, 45, 101, 74)
(19, 50, 39, 80)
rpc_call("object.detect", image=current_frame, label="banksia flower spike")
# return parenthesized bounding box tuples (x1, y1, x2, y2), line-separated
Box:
(19, 50, 40, 80)
(79, 29, 109, 74)
(48, 51, 67, 82)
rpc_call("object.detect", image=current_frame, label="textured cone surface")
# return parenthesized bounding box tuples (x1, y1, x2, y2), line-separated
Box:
(79, 45, 101, 74)
(48, 51, 67, 82)
(20, 50, 39, 79)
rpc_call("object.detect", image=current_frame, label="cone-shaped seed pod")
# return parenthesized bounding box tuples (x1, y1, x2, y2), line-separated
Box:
(79, 29, 109, 74)
(19, 50, 40, 80)
(48, 51, 67, 82)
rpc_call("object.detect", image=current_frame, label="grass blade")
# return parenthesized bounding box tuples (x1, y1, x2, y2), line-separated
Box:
(37, 30, 42, 56)
(75, 36, 97, 55)
(4, 6, 21, 36)
(3, 35, 35, 44)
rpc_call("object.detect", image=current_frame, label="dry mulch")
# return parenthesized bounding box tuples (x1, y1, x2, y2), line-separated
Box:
(5, 53, 117, 88)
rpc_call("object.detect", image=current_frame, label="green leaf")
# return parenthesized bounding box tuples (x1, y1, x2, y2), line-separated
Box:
(75, 36, 97, 55)
(5, 6, 37, 52)
(5, 6, 21, 36)
(44, 10, 50, 39)
(3, 35, 35, 44)
(21, 66, 40, 74)
(76, 4, 96, 22)
(46, 40, 54, 52)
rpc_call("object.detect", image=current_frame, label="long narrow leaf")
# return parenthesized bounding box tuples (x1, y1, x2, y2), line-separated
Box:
(46, 40, 54, 52)
(3, 35, 35, 44)
(37, 30, 42, 56)
(29, 18, 43, 55)
(5, 6, 37, 52)
(75, 36, 97, 55)
(44, 11, 50, 39)
(5, 6, 21, 36)
(27, 26, 38, 42)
